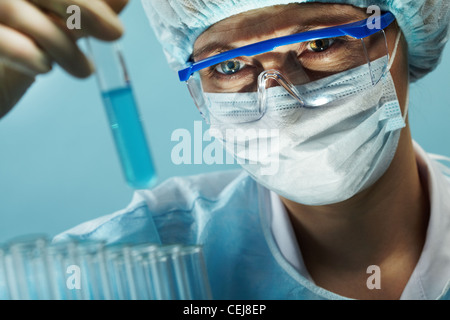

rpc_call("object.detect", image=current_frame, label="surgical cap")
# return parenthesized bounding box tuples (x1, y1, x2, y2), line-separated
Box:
(141, 0, 450, 82)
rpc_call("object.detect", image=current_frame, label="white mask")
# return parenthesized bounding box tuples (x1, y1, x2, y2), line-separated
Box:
(207, 37, 407, 206)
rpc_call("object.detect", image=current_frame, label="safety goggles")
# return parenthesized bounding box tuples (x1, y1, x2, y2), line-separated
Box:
(178, 12, 396, 124)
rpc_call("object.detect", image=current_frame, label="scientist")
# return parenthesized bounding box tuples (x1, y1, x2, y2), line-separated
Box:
(1, 0, 450, 300)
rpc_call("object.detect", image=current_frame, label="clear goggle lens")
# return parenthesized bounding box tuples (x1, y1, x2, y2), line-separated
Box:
(187, 29, 389, 124)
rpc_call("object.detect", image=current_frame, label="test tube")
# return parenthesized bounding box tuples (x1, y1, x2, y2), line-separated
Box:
(47, 241, 71, 300)
(47, 240, 85, 300)
(0, 245, 11, 300)
(75, 240, 112, 300)
(132, 244, 165, 300)
(177, 246, 213, 300)
(5, 235, 53, 300)
(131, 244, 178, 300)
(104, 244, 140, 300)
(153, 246, 180, 300)
(87, 38, 157, 190)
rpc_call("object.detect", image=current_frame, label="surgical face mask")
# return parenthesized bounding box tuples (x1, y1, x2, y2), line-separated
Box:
(207, 32, 407, 206)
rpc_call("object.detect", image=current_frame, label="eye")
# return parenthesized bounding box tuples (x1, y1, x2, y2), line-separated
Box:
(307, 38, 335, 52)
(215, 60, 246, 75)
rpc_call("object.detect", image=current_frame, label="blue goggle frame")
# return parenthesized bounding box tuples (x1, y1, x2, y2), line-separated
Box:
(178, 12, 395, 82)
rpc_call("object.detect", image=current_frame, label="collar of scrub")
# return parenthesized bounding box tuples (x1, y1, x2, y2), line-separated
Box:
(267, 140, 450, 300)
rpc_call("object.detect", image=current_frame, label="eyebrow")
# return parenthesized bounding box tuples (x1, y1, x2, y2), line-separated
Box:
(193, 44, 238, 62)
(192, 10, 366, 61)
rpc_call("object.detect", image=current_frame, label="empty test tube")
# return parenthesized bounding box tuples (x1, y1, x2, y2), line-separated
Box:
(177, 245, 212, 300)
(75, 240, 112, 300)
(5, 235, 53, 300)
(46, 240, 80, 300)
(0, 246, 10, 300)
(130, 244, 161, 300)
(87, 39, 157, 190)
(104, 244, 140, 300)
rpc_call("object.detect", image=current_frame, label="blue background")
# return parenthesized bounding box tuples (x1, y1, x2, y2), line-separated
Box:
(0, 1, 449, 243)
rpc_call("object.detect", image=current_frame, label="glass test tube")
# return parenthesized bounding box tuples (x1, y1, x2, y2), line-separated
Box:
(5, 235, 53, 300)
(153, 245, 183, 300)
(46, 240, 80, 300)
(0, 246, 11, 300)
(177, 245, 213, 300)
(104, 244, 140, 300)
(76, 240, 112, 300)
(47, 239, 113, 300)
(130, 244, 161, 300)
(87, 39, 157, 190)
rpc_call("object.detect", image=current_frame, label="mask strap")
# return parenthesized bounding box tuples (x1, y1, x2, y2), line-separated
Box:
(387, 30, 402, 72)
(403, 76, 410, 122)
(387, 30, 409, 122)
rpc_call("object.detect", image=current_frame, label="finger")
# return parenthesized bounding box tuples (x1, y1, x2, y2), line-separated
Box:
(0, 24, 52, 77)
(40, 0, 128, 43)
(104, 0, 129, 14)
(0, 0, 93, 78)
(46, 0, 129, 42)
(0, 62, 36, 118)
(31, 0, 125, 41)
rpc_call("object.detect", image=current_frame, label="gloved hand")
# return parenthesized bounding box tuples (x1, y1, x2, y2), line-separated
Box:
(0, 0, 128, 119)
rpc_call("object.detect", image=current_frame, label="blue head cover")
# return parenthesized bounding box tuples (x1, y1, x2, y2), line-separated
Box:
(141, 0, 450, 82)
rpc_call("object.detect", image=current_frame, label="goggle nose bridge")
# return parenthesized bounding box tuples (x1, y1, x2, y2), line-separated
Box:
(257, 69, 305, 114)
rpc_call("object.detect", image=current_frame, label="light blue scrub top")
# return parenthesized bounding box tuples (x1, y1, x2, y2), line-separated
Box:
(55, 170, 343, 299)
(55, 143, 450, 300)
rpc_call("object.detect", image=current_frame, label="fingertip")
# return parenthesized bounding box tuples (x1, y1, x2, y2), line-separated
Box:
(109, 23, 125, 41)
(38, 53, 53, 74)
(73, 56, 97, 79)
(95, 20, 125, 41)
(107, 0, 129, 14)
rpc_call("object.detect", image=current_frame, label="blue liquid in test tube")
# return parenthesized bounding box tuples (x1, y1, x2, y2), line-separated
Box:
(88, 39, 157, 189)
(102, 85, 156, 189)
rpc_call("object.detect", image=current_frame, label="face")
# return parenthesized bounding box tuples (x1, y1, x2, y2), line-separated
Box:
(193, 3, 409, 111)
(192, 3, 411, 207)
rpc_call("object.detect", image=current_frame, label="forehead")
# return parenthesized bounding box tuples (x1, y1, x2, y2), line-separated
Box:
(193, 3, 369, 60)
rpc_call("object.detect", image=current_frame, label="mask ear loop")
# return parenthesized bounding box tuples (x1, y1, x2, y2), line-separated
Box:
(387, 30, 409, 122)
(403, 72, 410, 123)
(387, 30, 403, 72)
